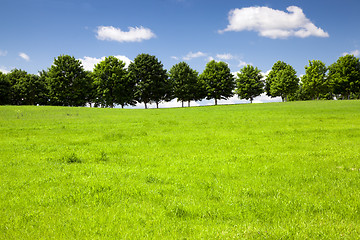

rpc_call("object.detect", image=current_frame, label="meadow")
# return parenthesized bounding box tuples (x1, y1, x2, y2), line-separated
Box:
(0, 101, 360, 239)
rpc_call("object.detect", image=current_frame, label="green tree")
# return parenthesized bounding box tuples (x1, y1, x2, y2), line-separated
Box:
(169, 62, 202, 107)
(6, 69, 49, 105)
(199, 60, 235, 105)
(22, 74, 48, 105)
(236, 65, 264, 103)
(93, 56, 135, 108)
(264, 62, 287, 98)
(38, 70, 51, 105)
(6, 69, 28, 105)
(0, 71, 11, 105)
(128, 54, 171, 109)
(47, 55, 91, 106)
(84, 71, 97, 107)
(266, 61, 299, 102)
(302, 60, 330, 100)
(328, 54, 360, 99)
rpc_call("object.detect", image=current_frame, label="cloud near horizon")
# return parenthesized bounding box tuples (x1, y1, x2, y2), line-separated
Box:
(183, 51, 207, 60)
(96, 26, 156, 43)
(220, 6, 329, 39)
(238, 60, 252, 68)
(216, 53, 234, 60)
(79, 55, 132, 71)
(0, 66, 10, 74)
(342, 49, 360, 57)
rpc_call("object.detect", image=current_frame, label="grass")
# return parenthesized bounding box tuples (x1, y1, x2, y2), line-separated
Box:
(0, 101, 360, 239)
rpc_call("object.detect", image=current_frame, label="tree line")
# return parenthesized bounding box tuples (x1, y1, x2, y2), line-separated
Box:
(1, 53, 359, 108)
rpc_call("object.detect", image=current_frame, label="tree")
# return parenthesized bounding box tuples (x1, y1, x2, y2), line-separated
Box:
(0, 71, 11, 105)
(328, 54, 360, 99)
(266, 61, 299, 102)
(235, 65, 264, 103)
(6, 69, 27, 105)
(128, 54, 171, 109)
(84, 71, 97, 107)
(20, 74, 48, 105)
(93, 56, 135, 108)
(6, 69, 49, 105)
(302, 60, 330, 100)
(169, 62, 202, 107)
(47, 55, 91, 106)
(38, 70, 51, 105)
(199, 60, 235, 105)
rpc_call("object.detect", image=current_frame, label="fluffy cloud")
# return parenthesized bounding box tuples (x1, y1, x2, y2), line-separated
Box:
(216, 53, 234, 60)
(220, 6, 329, 39)
(238, 60, 252, 67)
(96, 26, 156, 43)
(0, 50, 7, 56)
(260, 70, 272, 78)
(342, 49, 360, 57)
(0, 66, 10, 73)
(19, 52, 30, 61)
(183, 51, 207, 60)
(79, 55, 132, 71)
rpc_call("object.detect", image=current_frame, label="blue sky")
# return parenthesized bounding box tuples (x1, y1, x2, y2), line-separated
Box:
(1, 0, 360, 106)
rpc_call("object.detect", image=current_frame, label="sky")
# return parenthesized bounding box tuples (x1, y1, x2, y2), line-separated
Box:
(1, 0, 360, 107)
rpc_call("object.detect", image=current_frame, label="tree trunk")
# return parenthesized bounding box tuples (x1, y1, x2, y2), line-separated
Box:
(188, 100, 190, 107)
(182, 101, 184, 108)
(215, 99, 218, 105)
(156, 102, 159, 108)
(144, 102, 147, 109)
(250, 98, 253, 104)
(121, 104, 124, 109)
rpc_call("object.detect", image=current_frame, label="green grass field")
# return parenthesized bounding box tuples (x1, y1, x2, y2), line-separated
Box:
(1, 101, 360, 239)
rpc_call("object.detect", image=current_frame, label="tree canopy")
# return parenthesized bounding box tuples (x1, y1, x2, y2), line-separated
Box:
(236, 65, 264, 103)
(302, 60, 329, 100)
(169, 62, 201, 107)
(128, 54, 171, 109)
(93, 56, 135, 108)
(47, 55, 91, 106)
(2, 53, 360, 107)
(328, 54, 360, 99)
(0, 71, 11, 105)
(199, 60, 235, 105)
(266, 61, 299, 102)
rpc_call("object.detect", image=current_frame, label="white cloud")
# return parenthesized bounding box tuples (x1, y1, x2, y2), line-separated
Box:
(216, 53, 234, 60)
(238, 60, 252, 67)
(0, 66, 10, 74)
(0, 50, 7, 56)
(207, 56, 215, 62)
(114, 55, 132, 67)
(342, 49, 360, 57)
(260, 70, 272, 78)
(19, 52, 30, 61)
(79, 55, 132, 71)
(96, 26, 156, 43)
(171, 56, 179, 60)
(252, 93, 282, 103)
(220, 6, 329, 39)
(183, 51, 207, 60)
